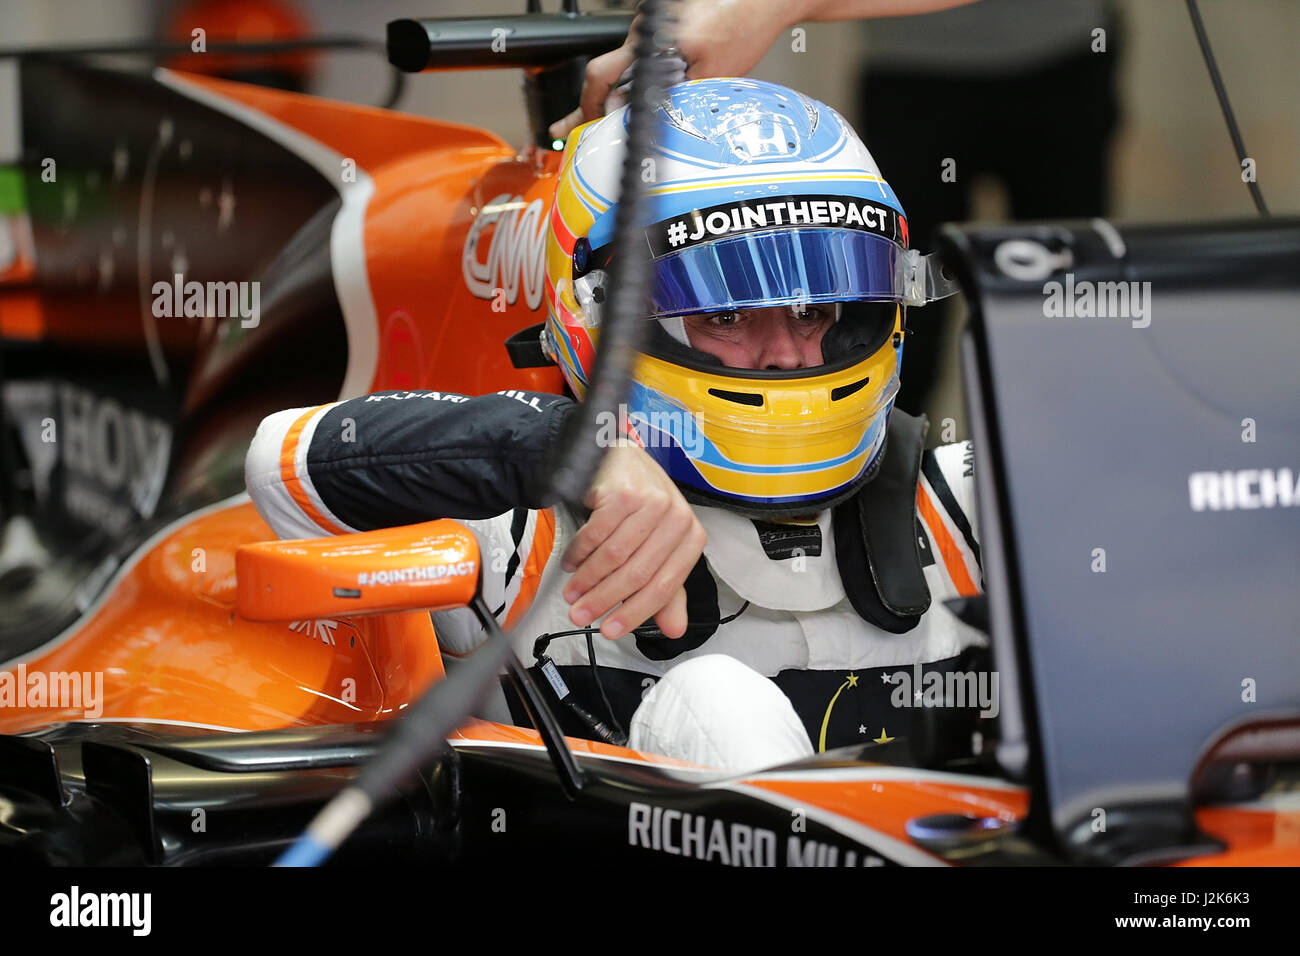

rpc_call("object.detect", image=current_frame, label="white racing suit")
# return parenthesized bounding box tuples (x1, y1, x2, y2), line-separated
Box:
(245, 389, 987, 773)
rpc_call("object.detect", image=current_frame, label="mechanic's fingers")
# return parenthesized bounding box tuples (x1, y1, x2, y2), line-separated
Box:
(548, 109, 582, 144)
(560, 485, 641, 575)
(546, 106, 592, 145)
(567, 499, 686, 627)
(581, 511, 703, 638)
(652, 586, 689, 640)
(547, 44, 630, 142)
(571, 43, 635, 132)
(584, 41, 634, 114)
(562, 493, 668, 606)
(596, 531, 701, 640)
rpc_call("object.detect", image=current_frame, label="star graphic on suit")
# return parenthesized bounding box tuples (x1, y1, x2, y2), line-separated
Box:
(859, 724, 867, 735)
(874, 729, 894, 744)
(819, 673, 863, 752)
(914, 689, 923, 704)
(881, 672, 894, 684)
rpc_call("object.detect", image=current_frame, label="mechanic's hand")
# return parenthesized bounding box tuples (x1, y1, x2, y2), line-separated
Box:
(560, 443, 706, 641)
(547, 0, 979, 143)
(547, 0, 795, 143)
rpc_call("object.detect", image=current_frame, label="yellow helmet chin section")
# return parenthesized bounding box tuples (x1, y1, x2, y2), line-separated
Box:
(629, 333, 901, 506)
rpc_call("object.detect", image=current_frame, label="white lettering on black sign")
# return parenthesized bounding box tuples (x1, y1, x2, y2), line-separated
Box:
(647, 194, 904, 258)
(626, 801, 886, 866)
(59, 383, 171, 528)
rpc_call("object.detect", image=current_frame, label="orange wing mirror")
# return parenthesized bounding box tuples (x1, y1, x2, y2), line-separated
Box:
(236, 519, 480, 622)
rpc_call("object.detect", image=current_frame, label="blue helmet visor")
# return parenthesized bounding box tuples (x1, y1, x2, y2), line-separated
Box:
(649, 228, 911, 319)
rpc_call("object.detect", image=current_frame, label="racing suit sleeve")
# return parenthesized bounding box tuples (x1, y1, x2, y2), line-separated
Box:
(243, 388, 577, 539)
(244, 388, 576, 654)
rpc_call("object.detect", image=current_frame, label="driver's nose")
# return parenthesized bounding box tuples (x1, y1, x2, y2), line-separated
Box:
(760, 313, 805, 370)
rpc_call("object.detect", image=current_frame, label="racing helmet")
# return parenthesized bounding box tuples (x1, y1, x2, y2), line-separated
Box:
(543, 78, 955, 517)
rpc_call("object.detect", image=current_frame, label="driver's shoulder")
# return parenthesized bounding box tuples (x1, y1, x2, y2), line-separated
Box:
(922, 440, 977, 517)
(918, 440, 981, 598)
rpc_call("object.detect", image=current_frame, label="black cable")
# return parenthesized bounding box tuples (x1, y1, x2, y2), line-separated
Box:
(1184, 0, 1269, 216)
(276, 596, 526, 865)
(533, 600, 751, 652)
(276, 0, 677, 866)
(532, 600, 751, 745)
(347, 597, 517, 808)
(548, 0, 676, 505)
(586, 630, 625, 738)
(379, 66, 406, 110)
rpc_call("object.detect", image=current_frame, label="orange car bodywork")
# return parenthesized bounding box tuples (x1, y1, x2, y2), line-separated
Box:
(1, 71, 1294, 867)
(0, 72, 548, 734)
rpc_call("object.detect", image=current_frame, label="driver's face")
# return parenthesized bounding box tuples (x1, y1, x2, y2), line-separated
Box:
(682, 304, 836, 370)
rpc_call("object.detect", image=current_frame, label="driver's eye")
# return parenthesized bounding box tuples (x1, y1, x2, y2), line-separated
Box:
(708, 311, 742, 327)
(790, 303, 826, 321)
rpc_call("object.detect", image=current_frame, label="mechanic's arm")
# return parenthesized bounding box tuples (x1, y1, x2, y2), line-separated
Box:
(244, 389, 700, 639)
(549, 0, 981, 140)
